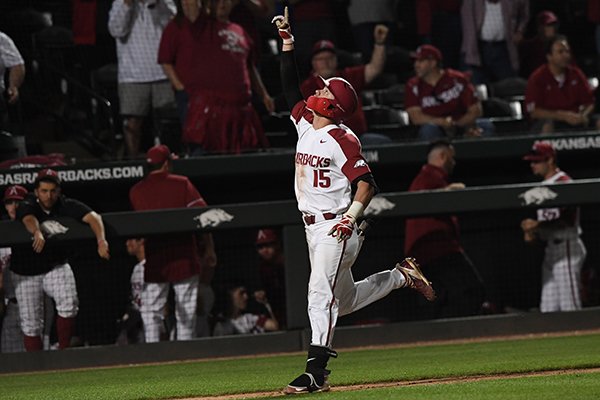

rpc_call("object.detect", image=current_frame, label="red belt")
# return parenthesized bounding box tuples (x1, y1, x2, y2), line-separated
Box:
(303, 213, 337, 225)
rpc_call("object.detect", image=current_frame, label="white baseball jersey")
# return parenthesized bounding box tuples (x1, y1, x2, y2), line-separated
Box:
(537, 170, 581, 241)
(290, 102, 371, 217)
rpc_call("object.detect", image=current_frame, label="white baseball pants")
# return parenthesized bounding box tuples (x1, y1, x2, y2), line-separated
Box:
(540, 238, 586, 312)
(11, 264, 79, 337)
(305, 218, 406, 347)
(140, 275, 199, 342)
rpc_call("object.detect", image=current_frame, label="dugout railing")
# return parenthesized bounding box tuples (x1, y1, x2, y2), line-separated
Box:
(1, 179, 599, 339)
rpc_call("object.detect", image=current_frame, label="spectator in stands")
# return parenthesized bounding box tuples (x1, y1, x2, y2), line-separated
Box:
(213, 282, 279, 336)
(254, 228, 286, 327)
(158, 0, 274, 155)
(0, 31, 25, 131)
(405, 44, 494, 141)
(108, 0, 176, 158)
(520, 142, 586, 312)
(416, 0, 462, 70)
(519, 10, 560, 79)
(129, 144, 217, 342)
(11, 169, 110, 351)
(347, 0, 399, 63)
(460, 0, 529, 84)
(116, 238, 146, 344)
(404, 140, 486, 319)
(301, 26, 392, 145)
(525, 35, 599, 133)
(1, 185, 27, 353)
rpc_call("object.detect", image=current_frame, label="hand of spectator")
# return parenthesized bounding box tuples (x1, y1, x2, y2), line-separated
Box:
(254, 290, 268, 304)
(272, 7, 294, 44)
(561, 111, 586, 126)
(373, 24, 389, 45)
(263, 94, 275, 113)
(32, 230, 45, 253)
(439, 116, 454, 129)
(97, 239, 110, 260)
(464, 126, 482, 137)
(513, 31, 523, 44)
(520, 218, 538, 232)
(6, 86, 19, 104)
(446, 182, 466, 190)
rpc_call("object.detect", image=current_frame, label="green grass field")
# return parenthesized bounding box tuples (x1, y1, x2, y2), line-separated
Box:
(2, 332, 600, 400)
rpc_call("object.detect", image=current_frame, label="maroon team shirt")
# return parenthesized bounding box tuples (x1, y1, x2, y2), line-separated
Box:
(129, 171, 207, 283)
(525, 64, 594, 115)
(404, 164, 463, 265)
(405, 69, 477, 120)
(300, 66, 368, 135)
(158, 14, 255, 101)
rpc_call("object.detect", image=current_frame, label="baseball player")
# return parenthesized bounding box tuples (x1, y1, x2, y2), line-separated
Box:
(1, 185, 28, 353)
(129, 144, 217, 342)
(520, 142, 586, 312)
(116, 238, 147, 344)
(10, 169, 110, 351)
(273, 8, 436, 394)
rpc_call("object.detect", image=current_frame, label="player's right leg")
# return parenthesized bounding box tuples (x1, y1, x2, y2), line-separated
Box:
(172, 275, 199, 341)
(140, 282, 169, 342)
(44, 263, 79, 349)
(12, 272, 44, 351)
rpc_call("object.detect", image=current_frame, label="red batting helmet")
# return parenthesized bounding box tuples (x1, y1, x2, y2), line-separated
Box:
(306, 76, 358, 122)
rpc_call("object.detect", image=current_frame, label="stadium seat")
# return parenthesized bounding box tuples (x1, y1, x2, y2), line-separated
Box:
(376, 84, 405, 108)
(363, 105, 412, 139)
(488, 77, 527, 101)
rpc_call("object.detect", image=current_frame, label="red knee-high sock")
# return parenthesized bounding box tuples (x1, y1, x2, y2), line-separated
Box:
(56, 316, 76, 349)
(24, 335, 43, 352)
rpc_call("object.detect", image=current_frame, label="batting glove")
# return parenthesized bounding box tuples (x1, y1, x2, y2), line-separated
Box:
(272, 6, 294, 45)
(328, 215, 355, 243)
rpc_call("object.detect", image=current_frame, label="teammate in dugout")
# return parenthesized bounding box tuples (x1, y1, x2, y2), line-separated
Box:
(1, 185, 28, 353)
(129, 144, 217, 342)
(273, 8, 436, 394)
(520, 142, 586, 312)
(11, 169, 110, 351)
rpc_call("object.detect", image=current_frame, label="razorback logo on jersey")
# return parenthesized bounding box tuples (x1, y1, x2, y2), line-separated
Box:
(364, 196, 395, 216)
(295, 152, 331, 168)
(353, 159, 367, 168)
(194, 209, 234, 228)
(40, 220, 69, 238)
(519, 187, 558, 206)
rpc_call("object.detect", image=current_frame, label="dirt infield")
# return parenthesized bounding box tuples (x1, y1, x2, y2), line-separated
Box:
(180, 367, 600, 400)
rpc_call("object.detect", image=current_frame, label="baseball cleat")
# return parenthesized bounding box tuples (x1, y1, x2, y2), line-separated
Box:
(396, 257, 436, 301)
(283, 372, 330, 395)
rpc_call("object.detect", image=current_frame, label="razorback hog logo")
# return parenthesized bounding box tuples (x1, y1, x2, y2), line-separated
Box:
(40, 220, 69, 238)
(353, 159, 367, 168)
(194, 209, 234, 228)
(519, 187, 558, 206)
(364, 197, 396, 216)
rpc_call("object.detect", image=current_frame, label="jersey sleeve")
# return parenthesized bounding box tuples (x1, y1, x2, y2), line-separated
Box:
(574, 67, 595, 106)
(185, 179, 207, 208)
(15, 199, 36, 221)
(64, 198, 94, 220)
(404, 79, 420, 109)
(524, 71, 542, 113)
(329, 128, 371, 182)
(460, 79, 478, 108)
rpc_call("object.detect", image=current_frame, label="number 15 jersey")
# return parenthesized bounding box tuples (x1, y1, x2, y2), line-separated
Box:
(290, 101, 372, 216)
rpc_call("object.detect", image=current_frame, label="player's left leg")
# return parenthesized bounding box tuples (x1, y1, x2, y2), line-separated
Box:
(43, 263, 79, 349)
(540, 246, 560, 312)
(172, 275, 199, 341)
(556, 239, 586, 311)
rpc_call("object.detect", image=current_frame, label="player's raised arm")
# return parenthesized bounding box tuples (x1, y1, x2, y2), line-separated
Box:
(272, 7, 302, 110)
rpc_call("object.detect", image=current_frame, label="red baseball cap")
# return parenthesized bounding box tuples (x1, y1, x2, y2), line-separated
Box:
(523, 142, 556, 161)
(411, 44, 443, 61)
(256, 228, 278, 245)
(3, 185, 27, 202)
(146, 144, 175, 165)
(312, 40, 336, 57)
(537, 10, 558, 26)
(36, 168, 61, 186)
